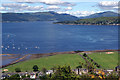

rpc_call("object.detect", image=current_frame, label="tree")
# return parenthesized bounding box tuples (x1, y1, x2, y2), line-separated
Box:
(42, 67, 47, 74)
(51, 66, 57, 72)
(97, 65, 101, 68)
(74, 50, 83, 53)
(33, 65, 39, 72)
(94, 62, 97, 65)
(15, 68, 21, 72)
(53, 65, 78, 79)
(91, 59, 93, 62)
(9, 74, 20, 80)
(83, 53, 87, 57)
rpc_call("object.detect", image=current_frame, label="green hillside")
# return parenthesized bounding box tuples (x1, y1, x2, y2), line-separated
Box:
(5, 54, 85, 72)
(4, 52, 118, 72)
(88, 52, 118, 69)
(2, 11, 78, 22)
(55, 17, 119, 25)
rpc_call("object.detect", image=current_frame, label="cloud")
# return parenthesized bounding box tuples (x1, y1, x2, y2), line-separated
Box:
(0, 6, 16, 12)
(47, 6, 60, 10)
(25, 6, 43, 11)
(1, 2, 73, 12)
(0, 7, 6, 11)
(64, 7, 72, 10)
(2, 0, 75, 12)
(10, 0, 75, 6)
(2, 3, 28, 8)
(1, 3, 44, 12)
(57, 11, 96, 17)
(0, 7, 18, 12)
(42, 1, 75, 6)
(98, 1, 119, 10)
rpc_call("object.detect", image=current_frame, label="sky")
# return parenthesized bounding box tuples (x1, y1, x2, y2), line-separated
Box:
(0, 0, 119, 17)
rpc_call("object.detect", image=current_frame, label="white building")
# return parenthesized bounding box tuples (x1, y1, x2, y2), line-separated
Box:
(46, 70, 53, 75)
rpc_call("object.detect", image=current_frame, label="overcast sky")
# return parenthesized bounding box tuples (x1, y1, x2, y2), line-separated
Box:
(0, 0, 119, 17)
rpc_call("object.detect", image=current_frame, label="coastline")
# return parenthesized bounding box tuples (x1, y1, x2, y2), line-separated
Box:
(1, 20, 55, 23)
(55, 23, 120, 26)
(2, 21, 119, 26)
(1, 49, 119, 68)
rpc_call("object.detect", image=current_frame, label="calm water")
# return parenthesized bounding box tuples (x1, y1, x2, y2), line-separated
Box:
(2, 21, 118, 54)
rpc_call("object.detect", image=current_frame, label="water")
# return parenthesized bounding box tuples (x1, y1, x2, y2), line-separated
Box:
(2, 21, 118, 54)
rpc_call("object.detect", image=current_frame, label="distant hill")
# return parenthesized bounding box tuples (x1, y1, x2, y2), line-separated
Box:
(2, 11, 79, 22)
(80, 11, 118, 19)
(55, 17, 119, 25)
(2, 11, 119, 22)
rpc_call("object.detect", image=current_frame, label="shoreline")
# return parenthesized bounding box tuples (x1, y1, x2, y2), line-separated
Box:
(55, 23, 120, 26)
(1, 49, 119, 56)
(1, 20, 56, 23)
(2, 21, 119, 26)
(1, 49, 119, 68)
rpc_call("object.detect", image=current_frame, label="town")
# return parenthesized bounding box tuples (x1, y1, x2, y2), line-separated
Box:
(1, 52, 120, 80)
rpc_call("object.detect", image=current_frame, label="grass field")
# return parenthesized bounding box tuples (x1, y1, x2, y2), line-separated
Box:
(4, 52, 118, 72)
(87, 52, 118, 69)
(5, 54, 85, 72)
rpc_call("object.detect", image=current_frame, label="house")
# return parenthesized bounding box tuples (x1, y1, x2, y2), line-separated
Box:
(38, 72, 43, 76)
(1, 74, 9, 79)
(106, 69, 113, 73)
(72, 68, 88, 75)
(94, 69, 105, 75)
(115, 65, 120, 71)
(30, 73, 36, 79)
(46, 70, 53, 75)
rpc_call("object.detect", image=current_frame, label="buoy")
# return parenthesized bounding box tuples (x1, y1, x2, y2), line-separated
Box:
(7, 46, 9, 48)
(35, 46, 38, 48)
(1, 46, 3, 48)
(7, 35, 10, 38)
(13, 47, 15, 49)
(18, 48, 20, 50)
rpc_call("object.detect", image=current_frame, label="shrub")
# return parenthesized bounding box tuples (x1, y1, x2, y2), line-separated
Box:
(9, 74, 20, 80)
(15, 68, 21, 72)
(33, 65, 39, 72)
(41, 67, 47, 74)
(83, 53, 87, 57)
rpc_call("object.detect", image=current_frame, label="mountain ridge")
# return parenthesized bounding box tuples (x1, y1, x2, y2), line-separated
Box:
(80, 11, 118, 19)
(2, 11, 79, 22)
(2, 11, 119, 22)
(54, 16, 119, 25)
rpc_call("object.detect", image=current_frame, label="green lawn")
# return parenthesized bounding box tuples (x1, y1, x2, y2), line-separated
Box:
(5, 54, 85, 72)
(4, 52, 118, 72)
(87, 52, 118, 69)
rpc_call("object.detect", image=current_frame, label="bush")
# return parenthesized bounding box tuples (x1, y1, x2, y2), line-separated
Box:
(91, 59, 93, 62)
(33, 65, 39, 72)
(76, 65, 82, 68)
(83, 53, 87, 57)
(41, 67, 47, 74)
(9, 74, 20, 80)
(15, 68, 21, 72)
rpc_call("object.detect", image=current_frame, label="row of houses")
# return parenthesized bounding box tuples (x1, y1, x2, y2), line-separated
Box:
(1, 70, 54, 79)
(1, 66, 120, 79)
